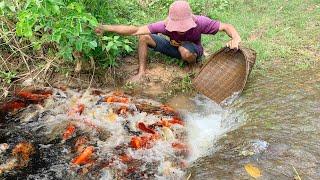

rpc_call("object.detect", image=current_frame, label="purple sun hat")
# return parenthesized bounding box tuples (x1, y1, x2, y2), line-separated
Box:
(165, 1, 197, 32)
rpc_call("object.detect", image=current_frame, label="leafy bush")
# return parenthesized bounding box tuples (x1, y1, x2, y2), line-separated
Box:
(11, 0, 133, 67)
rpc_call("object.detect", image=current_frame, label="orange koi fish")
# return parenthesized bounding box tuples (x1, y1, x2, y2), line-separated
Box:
(63, 124, 76, 140)
(72, 146, 94, 165)
(12, 142, 35, 167)
(169, 116, 184, 126)
(104, 96, 129, 103)
(172, 142, 190, 157)
(16, 90, 51, 102)
(119, 154, 133, 163)
(130, 134, 160, 149)
(68, 104, 85, 116)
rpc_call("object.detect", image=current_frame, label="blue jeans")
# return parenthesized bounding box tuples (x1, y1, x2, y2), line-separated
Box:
(149, 34, 202, 61)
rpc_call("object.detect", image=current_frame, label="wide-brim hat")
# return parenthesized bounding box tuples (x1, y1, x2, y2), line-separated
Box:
(165, 1, 197, 32)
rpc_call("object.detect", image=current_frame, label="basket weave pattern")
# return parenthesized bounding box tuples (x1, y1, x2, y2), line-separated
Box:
(193, 46, 256, 103)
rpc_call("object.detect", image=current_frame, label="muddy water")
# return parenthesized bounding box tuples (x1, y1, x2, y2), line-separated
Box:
(187, 65, 320, 179)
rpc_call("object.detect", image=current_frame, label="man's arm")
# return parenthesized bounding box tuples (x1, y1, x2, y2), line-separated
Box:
(95, 24, 151, 36)
(219, 23, 241, 50)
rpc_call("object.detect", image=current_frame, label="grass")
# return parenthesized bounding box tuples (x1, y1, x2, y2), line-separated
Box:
(200, 0, 319, 71)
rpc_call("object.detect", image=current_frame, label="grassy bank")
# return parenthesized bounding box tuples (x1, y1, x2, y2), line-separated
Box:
(201, 0, 319, 70)
(0, 0, 319, 98)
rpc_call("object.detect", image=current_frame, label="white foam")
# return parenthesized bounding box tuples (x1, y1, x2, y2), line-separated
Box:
(181, 94, 245, 162)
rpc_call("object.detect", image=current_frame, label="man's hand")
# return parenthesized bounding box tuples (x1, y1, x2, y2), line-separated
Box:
(226, 38, 241, 50)
(95, 24, 106, 36)
(219, 23, 241, 50)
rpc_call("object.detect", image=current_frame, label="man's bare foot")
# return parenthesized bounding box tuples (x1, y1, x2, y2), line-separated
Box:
(184, 63, 196, 73)
(127, 73, 145, 83)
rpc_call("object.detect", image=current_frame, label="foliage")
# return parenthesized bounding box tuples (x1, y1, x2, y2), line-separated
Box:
(180, 73, 194, 93)
(3, 0, 132, 67)
(1, 0, 234, 70)
(0, 70, 17, 84)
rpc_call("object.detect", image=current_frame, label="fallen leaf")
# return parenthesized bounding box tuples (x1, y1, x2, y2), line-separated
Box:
(245, 164, 261, 178)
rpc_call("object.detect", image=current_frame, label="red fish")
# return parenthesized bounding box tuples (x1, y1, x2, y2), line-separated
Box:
(16, 90, 50, 102)
(72, 146, 94, 165)
(172, 142, 188, 150)
(130, 134, 160, 149)
(130, 137, 142, 149)
(63, 124, 76, 140)
(137, 122, 156, 134)
(0, 100, 26, 112)
(172, 142, 190, 157)
(169, 116, 184, 126)
(68, 104, 85, 116)
(119, 154, 133, 163)
(105, 96, 129, 103)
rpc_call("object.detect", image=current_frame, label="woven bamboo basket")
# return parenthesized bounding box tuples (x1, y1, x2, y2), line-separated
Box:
(192, 46, 256, 104)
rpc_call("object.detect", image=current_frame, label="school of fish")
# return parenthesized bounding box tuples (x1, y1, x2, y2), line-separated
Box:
(0, 88, 189, 179)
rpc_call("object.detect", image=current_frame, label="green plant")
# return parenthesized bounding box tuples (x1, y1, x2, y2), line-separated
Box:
(0, 70, 17, 83)
(180, 74, 193, 93)
(100, 35, 133, 67)
(14, 0, 133, 67)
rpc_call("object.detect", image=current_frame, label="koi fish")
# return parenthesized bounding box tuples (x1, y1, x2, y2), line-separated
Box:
(16, 90, 51, 102)
(171, 142, 188, 150)
(117, 106, 128, 115)
(12, 142, 35, 167)
(63, 124, 76, 140)
(68, 103, 85, 116)
(72, 146, 94, 165)
(104, 96, 129, 103)
(119, 154, 133, 163)
(0, 100, 26, 112)
(172, 142, 190, 157)
(130, 134, 160, 149)
(151, 118, 184, 128)
(137, 122, 156, 134)
(169, 116, 184, 126)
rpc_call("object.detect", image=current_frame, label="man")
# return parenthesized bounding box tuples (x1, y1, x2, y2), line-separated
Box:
(95, 1, 241, 82)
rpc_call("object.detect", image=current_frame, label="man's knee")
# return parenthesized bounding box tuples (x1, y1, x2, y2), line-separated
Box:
(179, 47, 196, 63)
(139, 35, 155, 47)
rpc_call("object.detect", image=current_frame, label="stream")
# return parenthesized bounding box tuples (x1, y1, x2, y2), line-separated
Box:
(187, 65, 320, 179)
(0, 64, 319, 179)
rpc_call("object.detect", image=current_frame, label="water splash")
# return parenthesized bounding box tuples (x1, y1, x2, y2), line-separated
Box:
(180, 94, 245, 162)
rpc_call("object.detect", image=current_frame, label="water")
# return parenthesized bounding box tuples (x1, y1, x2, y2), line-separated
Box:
(0, 89, 190, 179)
(182, 94, 244, 162)
(187, 65, 320, 179)
(1, 64, 319, 179)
